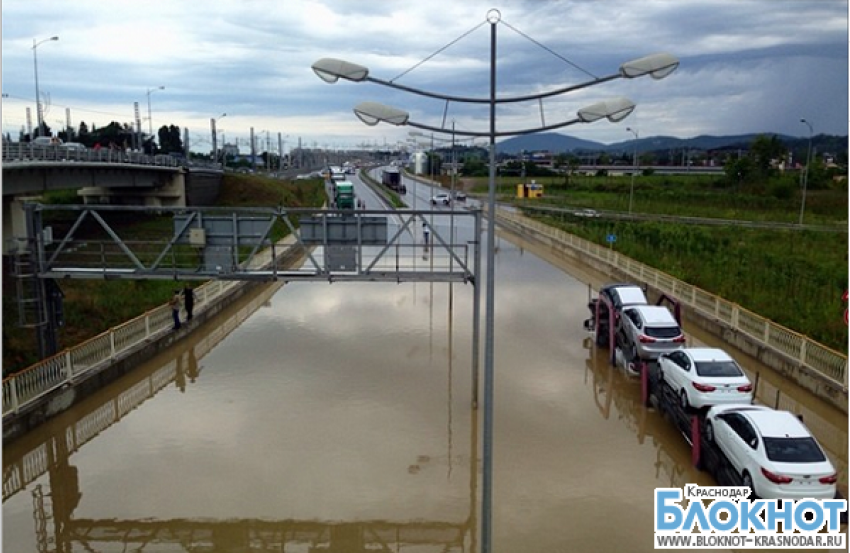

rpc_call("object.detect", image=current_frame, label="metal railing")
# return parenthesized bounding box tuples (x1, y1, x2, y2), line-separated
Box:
(495, 208, 848, 388)
(1, 235, 293, 417)
(3, 278, 286, 501)
(2, 142, 181, 167)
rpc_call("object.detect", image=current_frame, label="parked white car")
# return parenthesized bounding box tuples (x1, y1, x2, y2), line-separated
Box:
(705, 404, 837, 500)
(658, 348, 753, 410)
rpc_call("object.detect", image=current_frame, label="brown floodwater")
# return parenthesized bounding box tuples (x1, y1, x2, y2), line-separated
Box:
(3, 223, 846, 553)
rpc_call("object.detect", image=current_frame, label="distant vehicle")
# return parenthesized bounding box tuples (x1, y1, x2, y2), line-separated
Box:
(575, 208, 599, 218)
(334, 180, 356, 209)
(32, 136, 62, 146)
(60, 142, 86, 151)
(618, 305, 685, 361)
(382, 168, 404, 192)
(329, 166, 347, 182)
(705, 404, 837, 500)
(431, 193, 451, 206)
(452, 191, 467, 201)
(658, 348, 753, 410)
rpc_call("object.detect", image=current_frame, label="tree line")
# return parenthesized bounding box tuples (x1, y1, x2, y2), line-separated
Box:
(18, 121, 184, 155)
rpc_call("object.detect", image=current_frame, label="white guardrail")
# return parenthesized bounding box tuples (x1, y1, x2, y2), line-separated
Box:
(495, 209, 848, 388)
(2, 236, 294, 417)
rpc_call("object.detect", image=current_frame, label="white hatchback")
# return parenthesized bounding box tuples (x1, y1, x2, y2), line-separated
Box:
(705, 404, 837, 500)
(658, 348, 753, 410)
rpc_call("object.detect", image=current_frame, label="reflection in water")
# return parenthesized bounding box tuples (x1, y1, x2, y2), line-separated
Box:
(582, 336, 704, 492)
(5, 279, 480, 553)
(2, 231, 846, 553)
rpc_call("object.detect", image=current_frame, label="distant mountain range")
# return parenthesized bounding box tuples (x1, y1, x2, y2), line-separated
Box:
(494, 132, 845, 155)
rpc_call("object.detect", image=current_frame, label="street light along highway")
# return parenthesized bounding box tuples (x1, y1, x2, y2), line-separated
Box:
(146, 86, 165, 136)
(626, 126, 638, 214)
(311, 11, 678, 553)
(32, 35, 59, 138)
(799, 118, 813, 225)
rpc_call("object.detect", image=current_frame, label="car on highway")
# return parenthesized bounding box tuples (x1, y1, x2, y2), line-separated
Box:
(431, 193, 451, 206)
(452, 191, 467, 201)
(704, 404, 837, 500)
(658, 348, 753, 410)
(618, 305, 685, 361)
(576, 208, 599, 218)
(60, 142, 86, 151)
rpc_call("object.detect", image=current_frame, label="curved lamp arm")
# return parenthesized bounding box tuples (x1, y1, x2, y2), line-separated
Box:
(314, 53, 677, 104)
(354, 97, 635, 137)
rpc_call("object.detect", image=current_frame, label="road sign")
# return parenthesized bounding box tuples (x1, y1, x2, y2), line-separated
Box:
(606, 234, 617, 243)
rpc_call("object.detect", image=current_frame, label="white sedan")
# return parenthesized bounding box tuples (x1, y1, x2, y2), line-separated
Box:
(431, 193, 451, 206)
(705, 404, 837, 500)
(658, 348, 753, 410)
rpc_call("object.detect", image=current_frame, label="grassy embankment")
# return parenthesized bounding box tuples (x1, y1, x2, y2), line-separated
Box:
(2, 174, 326, 377)
(465, 172, 848, 352)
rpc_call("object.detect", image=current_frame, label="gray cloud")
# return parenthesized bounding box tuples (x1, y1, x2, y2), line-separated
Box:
(2, 0, 846, 151)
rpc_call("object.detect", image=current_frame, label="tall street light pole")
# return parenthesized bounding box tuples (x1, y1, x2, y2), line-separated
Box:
(799, 118, 813, 225)
(626, 126, 638, 214)
(146, 86, 165, 136)
(211, 113, 226, 162)
(32, 36, 59, 138)
(312, 18, 677, 552)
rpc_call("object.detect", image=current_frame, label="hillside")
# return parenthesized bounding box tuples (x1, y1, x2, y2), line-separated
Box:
(495, 131, 845, 156)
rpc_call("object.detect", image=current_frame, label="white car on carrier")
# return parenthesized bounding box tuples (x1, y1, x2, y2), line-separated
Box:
(658, 348, 753, 410)
(704, 404, 837, 500)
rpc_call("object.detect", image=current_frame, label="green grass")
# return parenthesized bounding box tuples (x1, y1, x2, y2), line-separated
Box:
(529, 214, 847, 350)
(477, 171, 848, 351)
(3, 174, 326, 377)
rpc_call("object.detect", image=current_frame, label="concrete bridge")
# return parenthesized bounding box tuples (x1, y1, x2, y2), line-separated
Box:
(2, 142, 223, 254)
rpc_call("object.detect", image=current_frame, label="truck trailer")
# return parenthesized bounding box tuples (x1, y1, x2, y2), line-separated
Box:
(334, 180, 355, 209)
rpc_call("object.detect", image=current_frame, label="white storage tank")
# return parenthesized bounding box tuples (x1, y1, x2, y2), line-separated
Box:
(411, 151, 428, 175)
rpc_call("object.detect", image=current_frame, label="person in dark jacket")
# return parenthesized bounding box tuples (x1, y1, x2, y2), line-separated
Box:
(183, 285, 195, 320)
(169, 290, 182, 330)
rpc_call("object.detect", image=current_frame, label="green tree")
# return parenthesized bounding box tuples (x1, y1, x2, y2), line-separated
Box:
(157, 125, 183, 154)
(461, 156, 487, 177)
(750, 134, 786, 177)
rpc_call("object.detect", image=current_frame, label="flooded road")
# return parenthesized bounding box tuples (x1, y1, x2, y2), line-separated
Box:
(3, 223, 847, 552)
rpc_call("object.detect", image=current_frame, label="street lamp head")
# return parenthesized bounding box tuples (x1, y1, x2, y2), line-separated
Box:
(312, 58, 369, 83)
(577, 97, 636, 123)
(353, 101, 409, 126)
(49, 36, 59, 41)
(620, 52, 679, 80)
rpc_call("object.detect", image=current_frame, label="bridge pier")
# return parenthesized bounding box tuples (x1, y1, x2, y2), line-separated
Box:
(77, 170, 187, 206)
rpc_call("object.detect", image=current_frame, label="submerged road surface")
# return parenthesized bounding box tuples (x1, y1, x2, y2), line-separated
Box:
(3, 218, 846, 553)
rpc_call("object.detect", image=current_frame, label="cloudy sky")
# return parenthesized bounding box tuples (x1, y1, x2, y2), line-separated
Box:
(1, 0, 847, 153)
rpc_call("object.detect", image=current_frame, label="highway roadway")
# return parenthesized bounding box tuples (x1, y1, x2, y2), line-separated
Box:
(2, 175, 846, 553)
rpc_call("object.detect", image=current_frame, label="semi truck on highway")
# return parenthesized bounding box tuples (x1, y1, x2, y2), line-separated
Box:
(381, 168, 406, 194)
(334, 180, 355, 209)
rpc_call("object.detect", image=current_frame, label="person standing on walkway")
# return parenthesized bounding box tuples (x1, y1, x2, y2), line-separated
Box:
(170, 290, 182, 330)
(183, 285, 195, 320)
